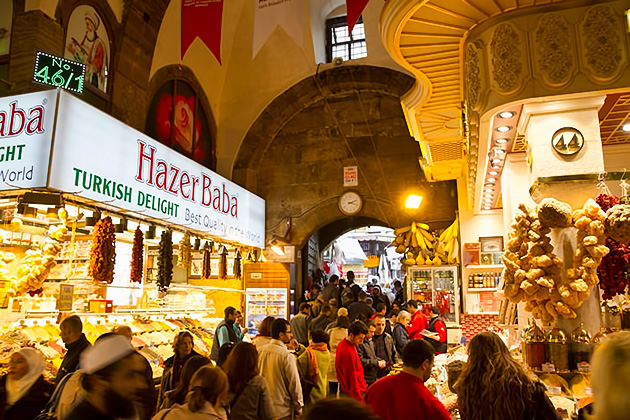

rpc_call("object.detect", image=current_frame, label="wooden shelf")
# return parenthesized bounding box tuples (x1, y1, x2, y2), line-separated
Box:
(467, 287, 498, 292)
(465, 264, 504, 269)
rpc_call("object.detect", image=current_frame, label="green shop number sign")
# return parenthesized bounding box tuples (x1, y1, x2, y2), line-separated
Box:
(33, 51, 85, 93)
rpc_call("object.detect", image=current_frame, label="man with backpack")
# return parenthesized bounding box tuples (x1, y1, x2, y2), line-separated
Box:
(210, 306, 243, 363)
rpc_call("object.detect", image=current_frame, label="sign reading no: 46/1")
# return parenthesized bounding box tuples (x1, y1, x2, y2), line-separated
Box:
(33, 52, 85, 94)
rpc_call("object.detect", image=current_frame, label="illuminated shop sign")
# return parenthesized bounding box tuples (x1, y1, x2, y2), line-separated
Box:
(33, 52, 85, 93)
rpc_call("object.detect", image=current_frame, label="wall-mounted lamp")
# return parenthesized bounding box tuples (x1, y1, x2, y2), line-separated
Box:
(269, 239, 285, 256)
(85, 211, 101, 227)
(46, 206, 62, 220)
(115, 218, 128, 233)
(145, 225, 156, 239)
(193, 238, 201, 250)
(405, 194, 423, 209)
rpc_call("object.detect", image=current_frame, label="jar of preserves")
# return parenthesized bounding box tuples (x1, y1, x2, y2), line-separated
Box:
(601, 301, 622, 331)
(546, 325, 569, 371)
(570, 322, 593, 371)
(524, 319, 546, 370)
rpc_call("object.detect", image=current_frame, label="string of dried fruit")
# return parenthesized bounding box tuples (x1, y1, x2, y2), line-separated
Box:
(202, 249, 211, 279)
(157, 230, 173, 293)
(503, 203, 537, 304)
(130, 227, 144, 284)
(219, 247, 228, 280)
(178, 233, 192, 269)
(234, 251, 242, 280)
(88, 217, 116, 284)
(596, 194, 630, 299)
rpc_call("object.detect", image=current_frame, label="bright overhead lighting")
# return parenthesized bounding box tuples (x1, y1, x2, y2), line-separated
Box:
(492, 159, 502, 165)
(496, 138, 509, 144)
(405, 194, 423, 209)
(489, 171, 499, 176)
(271, 244, 285, 256)
(484, 197, 493, 202)
(487, 178, 496, 183)
(483, 206, 491, 210)
(495, 149, 506, 154)
(496, 126, 511, 132)
(623, 124, 630, 132)
(485, 189, 494, 193)
(485, 193, 493, 198)
(499, 111, 515, 119)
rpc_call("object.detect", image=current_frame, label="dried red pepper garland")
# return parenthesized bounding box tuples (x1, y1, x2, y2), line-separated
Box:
(596, 194, 630, 299)
(130, 227, 144, 284)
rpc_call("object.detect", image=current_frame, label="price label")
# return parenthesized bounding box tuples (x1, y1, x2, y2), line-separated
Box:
(547, 385, 562, 396)
(542, 362, 556, 373)
(33, 51, 85, 93)
(577, 362, 591, 373)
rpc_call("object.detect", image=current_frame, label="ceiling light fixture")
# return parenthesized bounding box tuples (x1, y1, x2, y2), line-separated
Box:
(489, 171, 499, 176)
(496, 138, 509, 144)
(487, 178, 496, 183)
(495, 149, 506, 154)
(485, 189, 494, 193)
(405, 194, 423, 209)
(499, 111, 515, 119)
(483, 206, 491, 210)
(485, 193, 493, 198)
(496, 126, 511, 132)
(623, 123, 630, 132)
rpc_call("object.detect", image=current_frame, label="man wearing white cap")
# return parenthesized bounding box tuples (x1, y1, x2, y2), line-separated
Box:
(64, 333, 148, 420)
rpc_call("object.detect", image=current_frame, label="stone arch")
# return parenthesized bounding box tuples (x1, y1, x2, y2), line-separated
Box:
(234, 65, 458, 251)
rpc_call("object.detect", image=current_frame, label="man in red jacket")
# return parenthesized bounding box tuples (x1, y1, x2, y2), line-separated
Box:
(335, 320, 368, 400)
(365, 339, 451, 420)
(406, 300, 428, 340)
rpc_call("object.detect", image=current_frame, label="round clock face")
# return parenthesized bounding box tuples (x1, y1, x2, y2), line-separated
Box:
(339, 191, 362, 216)
(552, 127, 584, 156)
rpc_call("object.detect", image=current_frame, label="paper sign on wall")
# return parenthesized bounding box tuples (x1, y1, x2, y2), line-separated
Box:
(344, 166, 358, 186)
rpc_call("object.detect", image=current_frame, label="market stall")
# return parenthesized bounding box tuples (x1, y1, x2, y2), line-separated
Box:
(0, 90, 266, 379)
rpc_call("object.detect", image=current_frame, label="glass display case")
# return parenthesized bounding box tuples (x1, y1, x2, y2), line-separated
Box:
(407, 265, 459, 325)
(245, 288, 288, 335)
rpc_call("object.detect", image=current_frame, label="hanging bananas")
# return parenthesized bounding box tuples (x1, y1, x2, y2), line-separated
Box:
(392, 217, 460, 266)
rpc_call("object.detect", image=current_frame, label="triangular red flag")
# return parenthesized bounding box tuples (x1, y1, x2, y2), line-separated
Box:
(181, 0, 223, 65)
(346, 0, 370, 35)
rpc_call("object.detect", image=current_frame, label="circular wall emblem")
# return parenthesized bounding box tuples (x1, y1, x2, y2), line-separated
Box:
(551, 127, 584, 156)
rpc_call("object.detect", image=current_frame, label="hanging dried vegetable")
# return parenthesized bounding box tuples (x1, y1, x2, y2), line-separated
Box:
(88, 216, 116, 284)
(130, 227, 144, 284)
(234, 250, 242, 280)
(157, 230, 173, 293)
(178, 233, 192, 269)
(202, 249, 211, 279)
(219, 246, 228, 280)
(597, 194, 630, 299)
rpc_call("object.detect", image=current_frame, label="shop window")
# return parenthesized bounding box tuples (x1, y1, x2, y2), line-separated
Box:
(145, 80, 215, 170)
(64, 5, 111, 95)
(326, 16, 367, 63)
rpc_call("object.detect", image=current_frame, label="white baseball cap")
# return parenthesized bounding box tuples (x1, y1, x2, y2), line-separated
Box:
(81, 334, 136, 374)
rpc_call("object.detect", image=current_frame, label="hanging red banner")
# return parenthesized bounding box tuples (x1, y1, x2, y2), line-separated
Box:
(346, 0, 370, 35)
(181, 0, 223, 64)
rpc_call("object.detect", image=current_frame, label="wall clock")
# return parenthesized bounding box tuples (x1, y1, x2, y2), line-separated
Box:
(339, 191, 362, 216)
(551, 127, 584, 156)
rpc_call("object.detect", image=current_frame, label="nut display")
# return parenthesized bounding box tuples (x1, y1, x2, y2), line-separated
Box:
(604, 204, 630, 244)
(130, 226, 144, 284)
(88, 217, 116, 284)
(157, 230, 173, 293)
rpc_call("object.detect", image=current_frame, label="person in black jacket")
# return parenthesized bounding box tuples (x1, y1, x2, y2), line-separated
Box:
(157, 331, 202, 410)
(392, 310, 411, 359)
(0, 348, 54, 420)
(348, 292, 375, 322)
(55, 314, 91, 385)
(357, 321, 386, 387)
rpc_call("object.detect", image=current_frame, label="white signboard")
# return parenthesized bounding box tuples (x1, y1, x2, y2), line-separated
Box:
(344, 166, 358, 186)
(0, 90, 57, 190)
(48, 91, 265, 248)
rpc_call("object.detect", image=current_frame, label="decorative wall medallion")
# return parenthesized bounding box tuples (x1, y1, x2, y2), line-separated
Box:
(551, 127, 584, 156)
(581, 5, 622, 81)
(465, 44, 481, 110)
(491, 23, 523, 93)
(535, 13, 573, 87)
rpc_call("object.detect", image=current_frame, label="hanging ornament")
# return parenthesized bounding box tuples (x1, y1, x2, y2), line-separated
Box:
(219, 245, 228, 279)
(202, 248, 212, 279)
(88, 216, 116, 284)
(234, 249, 242, 280)
(157, 230, 173, 293)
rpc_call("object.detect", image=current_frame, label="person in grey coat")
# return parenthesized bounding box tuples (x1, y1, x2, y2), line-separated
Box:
(310, 304, 333, 332)
(357, 321, 386, 387)
(290, 302, 312, 347)
(392, 311, 411, 360)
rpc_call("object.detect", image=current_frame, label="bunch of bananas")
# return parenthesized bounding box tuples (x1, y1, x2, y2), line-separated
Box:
(393, 218, 460, 267)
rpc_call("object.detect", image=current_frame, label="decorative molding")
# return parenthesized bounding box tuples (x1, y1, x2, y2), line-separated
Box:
(465, 44, 481, 111)
(490, 23, 523, 94)
(535, 13, 574, 88)
(581, 5, 623, 82)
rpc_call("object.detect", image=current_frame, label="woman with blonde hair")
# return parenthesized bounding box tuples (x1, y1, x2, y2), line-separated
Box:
(153, 366, 229, 420)
(456, 332, 559, 420)
(589, 331, 630, 420)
